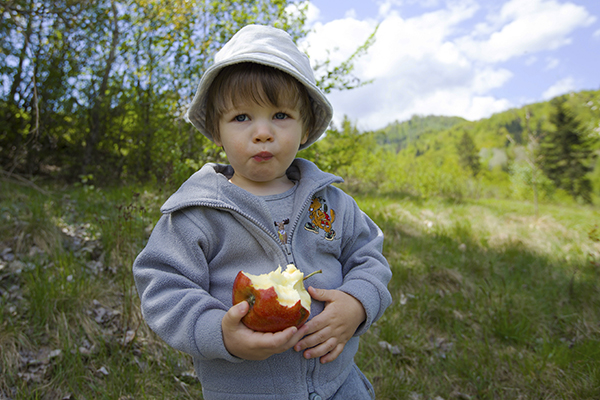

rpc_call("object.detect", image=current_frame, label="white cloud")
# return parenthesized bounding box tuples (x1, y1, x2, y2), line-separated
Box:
(594, 29, 600, 39)
(542, 77, 576, 100)
(456, 0, 596, 63)
(302, 2, 507, 129)
(472, 68, 513, 94)
(377, 1, 394, 18)
(301, 18, 376, 67)
(301, 0, 594, 130)
(345, 9, 357, 19)
(545, 57, 560, 70)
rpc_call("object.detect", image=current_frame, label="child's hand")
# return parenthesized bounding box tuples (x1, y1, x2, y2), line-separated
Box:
(293, 287, 366, 364)
(222, 301, 307, 360)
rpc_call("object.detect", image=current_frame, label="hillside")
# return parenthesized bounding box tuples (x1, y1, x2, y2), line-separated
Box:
(373, 115, 467, 152)
(375, 89, 600, 157)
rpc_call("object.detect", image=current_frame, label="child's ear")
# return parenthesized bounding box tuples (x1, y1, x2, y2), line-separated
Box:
(300, 130, 309, 145)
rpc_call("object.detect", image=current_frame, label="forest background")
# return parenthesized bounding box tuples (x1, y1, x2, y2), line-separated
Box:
(1, 0, 600, 399)
(1, 0, 599, 204)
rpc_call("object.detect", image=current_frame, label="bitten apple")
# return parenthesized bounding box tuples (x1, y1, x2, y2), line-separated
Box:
(232, 264, 320, 333)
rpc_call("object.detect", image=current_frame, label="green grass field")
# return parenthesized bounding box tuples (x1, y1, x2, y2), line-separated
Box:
(1, 181, 599, 399)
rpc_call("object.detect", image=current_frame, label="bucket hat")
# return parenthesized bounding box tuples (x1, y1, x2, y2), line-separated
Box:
(186, 24, 333, 150)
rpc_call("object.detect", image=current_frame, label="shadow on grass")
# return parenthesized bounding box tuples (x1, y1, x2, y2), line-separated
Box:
(358, 203, 600, 400)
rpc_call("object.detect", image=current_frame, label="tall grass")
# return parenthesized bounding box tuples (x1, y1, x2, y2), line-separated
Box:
(1, 180, 599, 399)
(356, 195, 600, 399)
(0, 181, 201, 399)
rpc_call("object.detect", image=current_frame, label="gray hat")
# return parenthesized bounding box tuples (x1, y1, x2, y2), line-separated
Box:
(186, 24, 333, 150)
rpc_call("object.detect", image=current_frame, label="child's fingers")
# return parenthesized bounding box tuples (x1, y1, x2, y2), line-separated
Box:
(307, 286, 336, 302)
(300, 336, 337, 359)
(240, 326, 303, 360)
(293, 311, 334, 353)
(269, 325, 304, 349)
(222, 301, 249, 328)
(294, 288, 366, 359)
(318, 343, 345, 364)
(298, 330, 346, 363)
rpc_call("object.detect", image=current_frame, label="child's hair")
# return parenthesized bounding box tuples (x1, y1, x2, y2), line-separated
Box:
(206, 62, 315, 142)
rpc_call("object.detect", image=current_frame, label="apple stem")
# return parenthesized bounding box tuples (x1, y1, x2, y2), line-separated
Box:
(303, 270, 322, 280)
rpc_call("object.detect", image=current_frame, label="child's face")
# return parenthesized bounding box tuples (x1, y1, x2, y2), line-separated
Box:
(216, 101, 308, 195)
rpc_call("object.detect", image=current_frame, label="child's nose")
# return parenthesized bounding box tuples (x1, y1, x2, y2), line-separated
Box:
(252, 121, 274, 143)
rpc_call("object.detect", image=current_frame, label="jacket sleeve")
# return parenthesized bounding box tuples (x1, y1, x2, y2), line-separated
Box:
(336, 197, 392, 336)
(132, 210, 242, 363)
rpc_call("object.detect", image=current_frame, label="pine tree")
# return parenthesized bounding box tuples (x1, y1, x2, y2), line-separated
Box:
(539, 97, 596, 203)
(456, 131, 481, 177)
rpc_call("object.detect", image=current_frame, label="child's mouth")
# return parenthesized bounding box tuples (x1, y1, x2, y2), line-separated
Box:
(253, 152, 273, 162)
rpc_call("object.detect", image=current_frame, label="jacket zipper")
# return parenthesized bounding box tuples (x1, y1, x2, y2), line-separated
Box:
(171, 180, 333, 268)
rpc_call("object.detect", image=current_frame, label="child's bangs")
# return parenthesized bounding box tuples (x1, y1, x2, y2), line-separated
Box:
(218, 65, 303, 113)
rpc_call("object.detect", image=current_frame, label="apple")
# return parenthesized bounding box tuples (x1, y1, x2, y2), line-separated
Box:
(232, 264, 321, 333)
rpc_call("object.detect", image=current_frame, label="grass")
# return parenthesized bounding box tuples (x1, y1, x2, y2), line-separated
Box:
(1, 180, 599, 399)
(356, 195, 600, 399)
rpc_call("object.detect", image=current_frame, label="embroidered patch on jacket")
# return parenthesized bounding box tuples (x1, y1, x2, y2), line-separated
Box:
(304, 196, 336, 241)
(274, 218, 290, 244)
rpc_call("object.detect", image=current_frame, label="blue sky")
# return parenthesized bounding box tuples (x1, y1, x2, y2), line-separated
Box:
(299, 0, 600, 130)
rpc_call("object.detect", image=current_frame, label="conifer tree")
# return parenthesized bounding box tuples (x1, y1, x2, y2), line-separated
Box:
(539, 97, 595, 203)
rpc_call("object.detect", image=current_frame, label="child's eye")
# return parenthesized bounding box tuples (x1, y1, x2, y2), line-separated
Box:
(234, 114, 249, 122)
(274, 112, 288, 120)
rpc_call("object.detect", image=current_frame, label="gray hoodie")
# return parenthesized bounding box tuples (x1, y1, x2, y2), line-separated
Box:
(133, 158, 392, 399)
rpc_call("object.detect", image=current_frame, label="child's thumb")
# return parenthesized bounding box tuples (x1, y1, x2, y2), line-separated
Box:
(308, 286, 331, 301)
(227, 301, 250, 323)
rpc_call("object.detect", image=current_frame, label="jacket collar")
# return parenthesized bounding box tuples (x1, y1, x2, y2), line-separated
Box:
(160, 158, 342, 214)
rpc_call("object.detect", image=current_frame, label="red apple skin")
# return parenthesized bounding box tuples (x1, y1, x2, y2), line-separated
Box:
(232, 271, 310, 333)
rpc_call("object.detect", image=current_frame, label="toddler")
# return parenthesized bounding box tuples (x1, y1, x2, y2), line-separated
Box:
(133, 24, 392, 400)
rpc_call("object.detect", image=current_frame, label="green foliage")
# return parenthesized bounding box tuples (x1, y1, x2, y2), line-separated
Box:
(374, 114, 466, 152)
(509, 161, 555, 201)
(300, 116, 384, 193)
(456, 131, 481, 177)
(332, 91, 600, 205)
(1, 0, 380, 186)
(539, 97, 597, 203)
(0, 0, 308, 183)
(313, 90, 600, 205)
(3, 0, 599, 207)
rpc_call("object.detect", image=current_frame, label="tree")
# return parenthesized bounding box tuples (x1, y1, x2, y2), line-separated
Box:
(539, 97, 596, 203)
(0, 0, 309, 181)
(456, 131, 481, 177)
(1, 0, 375, 184)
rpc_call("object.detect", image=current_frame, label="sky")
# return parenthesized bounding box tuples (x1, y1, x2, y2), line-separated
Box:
(298, 0, 600, 131)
